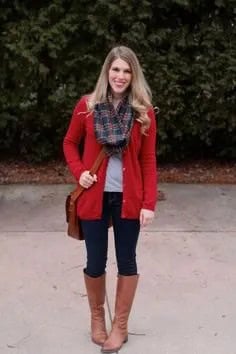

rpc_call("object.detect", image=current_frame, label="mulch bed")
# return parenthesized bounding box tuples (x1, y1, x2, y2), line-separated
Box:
(0, 160, 235, 185)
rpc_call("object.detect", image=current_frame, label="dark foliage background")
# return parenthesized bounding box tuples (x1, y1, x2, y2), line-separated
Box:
(0, 0, 235, 162)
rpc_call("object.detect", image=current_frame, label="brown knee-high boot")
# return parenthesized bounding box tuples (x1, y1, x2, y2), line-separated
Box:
(84, 272, 108, 345)
(101, 274, 139, 353)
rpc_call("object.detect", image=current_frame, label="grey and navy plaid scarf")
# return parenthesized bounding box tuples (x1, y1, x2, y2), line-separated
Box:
(94, 96, 134, 155)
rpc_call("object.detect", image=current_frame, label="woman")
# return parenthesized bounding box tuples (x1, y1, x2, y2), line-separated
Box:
(63, 46, 157, 353)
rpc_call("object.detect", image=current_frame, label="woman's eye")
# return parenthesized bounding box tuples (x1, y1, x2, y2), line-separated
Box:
(111, 67, 131, 74)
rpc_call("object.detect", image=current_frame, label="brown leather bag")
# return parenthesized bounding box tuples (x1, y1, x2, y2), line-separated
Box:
(65, 148, 106, 240)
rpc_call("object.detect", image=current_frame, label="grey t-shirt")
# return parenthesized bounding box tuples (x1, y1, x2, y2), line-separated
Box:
(104, 153, 123, 192)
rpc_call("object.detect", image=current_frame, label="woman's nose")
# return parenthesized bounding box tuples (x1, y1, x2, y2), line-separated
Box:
(117, 71, 125, 79)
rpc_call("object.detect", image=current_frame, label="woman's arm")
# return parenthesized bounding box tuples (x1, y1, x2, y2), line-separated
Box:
(63, 97, 87, 181)
(139, 107, 158, 212)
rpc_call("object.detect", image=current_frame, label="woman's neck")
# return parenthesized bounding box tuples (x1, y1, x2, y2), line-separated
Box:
(112, 97, 121, 109)
(112, 93, 126, 109)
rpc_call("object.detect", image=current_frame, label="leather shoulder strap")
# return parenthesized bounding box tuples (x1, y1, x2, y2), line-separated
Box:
(89, 148, 106, 176)
(70, 147, 106, 202)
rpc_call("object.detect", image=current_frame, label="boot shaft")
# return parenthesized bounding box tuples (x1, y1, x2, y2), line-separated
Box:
(84, 272, 106, 310)
(114, 274, 139, 329)
(101, 274, 139, 353)
(83, 272, 108, 345)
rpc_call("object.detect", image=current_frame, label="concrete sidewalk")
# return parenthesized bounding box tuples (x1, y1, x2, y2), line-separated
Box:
(0, 184, 236, 354)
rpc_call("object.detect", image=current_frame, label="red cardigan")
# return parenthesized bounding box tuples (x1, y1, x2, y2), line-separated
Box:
(63, 96, 157, 219)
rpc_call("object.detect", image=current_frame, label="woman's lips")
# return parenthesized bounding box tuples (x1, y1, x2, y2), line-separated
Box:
(114, 81, 126, 87)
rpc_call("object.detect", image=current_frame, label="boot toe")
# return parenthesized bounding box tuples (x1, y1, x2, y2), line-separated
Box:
(101, 333, 128, 353)
(92, 330, 108, 346)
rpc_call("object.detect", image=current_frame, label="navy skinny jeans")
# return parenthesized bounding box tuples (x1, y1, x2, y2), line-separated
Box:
(81, 192, 140, 278)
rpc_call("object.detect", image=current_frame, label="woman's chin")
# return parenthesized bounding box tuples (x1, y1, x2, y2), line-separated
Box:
(111, 88, 128, 97)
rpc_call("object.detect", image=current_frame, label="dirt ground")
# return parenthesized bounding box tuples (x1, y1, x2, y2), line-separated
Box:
(0, 160, 235, 185)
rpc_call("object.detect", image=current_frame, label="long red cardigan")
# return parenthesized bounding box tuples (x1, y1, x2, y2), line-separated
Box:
(63, 96, 158, 219)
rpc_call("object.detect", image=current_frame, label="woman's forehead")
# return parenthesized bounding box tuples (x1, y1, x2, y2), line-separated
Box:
(110, 58, 131, 69)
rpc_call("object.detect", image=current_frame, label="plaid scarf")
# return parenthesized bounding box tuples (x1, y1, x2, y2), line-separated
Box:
(94, 96, 134, 155)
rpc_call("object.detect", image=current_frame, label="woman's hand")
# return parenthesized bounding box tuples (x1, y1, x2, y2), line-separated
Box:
(139, 208, 155, 227)
(79, 170, 97, 189)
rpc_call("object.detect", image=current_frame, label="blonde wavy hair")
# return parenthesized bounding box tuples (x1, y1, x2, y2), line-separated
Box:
(87, 46, 152, 133)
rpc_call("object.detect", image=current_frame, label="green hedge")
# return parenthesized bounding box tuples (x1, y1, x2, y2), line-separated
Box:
(0, 0, 235, 162)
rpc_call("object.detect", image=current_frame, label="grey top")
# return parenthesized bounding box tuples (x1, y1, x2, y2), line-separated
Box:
(104, 153, 123, 192)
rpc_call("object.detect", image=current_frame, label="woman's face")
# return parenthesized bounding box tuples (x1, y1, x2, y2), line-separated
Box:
(108, 58, 132, 98)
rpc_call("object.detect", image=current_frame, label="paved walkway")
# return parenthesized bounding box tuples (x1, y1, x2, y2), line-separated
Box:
(0, 184, 236, 354)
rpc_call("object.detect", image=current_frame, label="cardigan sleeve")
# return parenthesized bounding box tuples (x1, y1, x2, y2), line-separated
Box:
(139, 107, 158, 211)
(63, 96, 87, 181)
